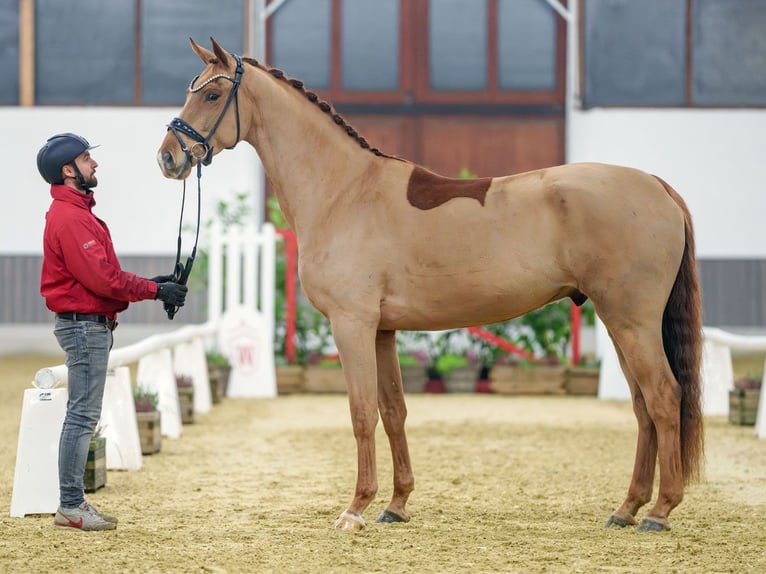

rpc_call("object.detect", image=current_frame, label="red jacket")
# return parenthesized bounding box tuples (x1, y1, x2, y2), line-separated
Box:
(40, 184, 158, 319)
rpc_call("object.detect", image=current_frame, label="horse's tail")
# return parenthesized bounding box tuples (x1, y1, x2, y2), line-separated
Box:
(655, 176, 704, 485)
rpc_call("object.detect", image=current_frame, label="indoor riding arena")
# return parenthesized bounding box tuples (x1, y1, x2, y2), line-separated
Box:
(4, 1, 766, 573)
(1, 353, 765, 573)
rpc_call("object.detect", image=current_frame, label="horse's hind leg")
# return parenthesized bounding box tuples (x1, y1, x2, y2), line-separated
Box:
(605, 341, 657, 528)
(606, 322, 683, 532)
(374, 330, 414, 524)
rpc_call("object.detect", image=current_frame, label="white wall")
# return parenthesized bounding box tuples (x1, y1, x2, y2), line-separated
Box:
(4, 106, 765, 260)
(569, 108, 766, 259)
(2, 108, 260, 256)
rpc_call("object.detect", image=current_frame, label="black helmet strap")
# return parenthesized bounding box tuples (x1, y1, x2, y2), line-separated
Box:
(67, 160, 91, 192)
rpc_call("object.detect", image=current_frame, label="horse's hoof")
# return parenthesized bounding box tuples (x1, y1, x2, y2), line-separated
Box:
(604, 513, 637, 529)
(637, 517, 670, 533)
(333, 511, 365, 532)
(375, 509, 408, 524)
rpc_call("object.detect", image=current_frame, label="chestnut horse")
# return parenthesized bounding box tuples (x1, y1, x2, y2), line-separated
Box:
(157, 39, 703, 533)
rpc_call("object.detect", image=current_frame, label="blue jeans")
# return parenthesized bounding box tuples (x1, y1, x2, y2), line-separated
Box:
(54, 316, 113, 508)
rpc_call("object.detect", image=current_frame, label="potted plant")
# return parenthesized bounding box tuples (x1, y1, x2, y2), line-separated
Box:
(206, 350, 231, 403)
(176, 374, 194, 424)
(303, 354, 346, 393)
(396, 331, 428, 393)
(565, 354, 601, 396)
(83, 424, 106, 493)
(729, 374, 761, 425)
(134, 388, 161, 455)
(486, 301, 571, 395)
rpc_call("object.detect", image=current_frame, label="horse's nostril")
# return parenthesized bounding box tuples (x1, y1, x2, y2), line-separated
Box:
(162, 151, 174, 168)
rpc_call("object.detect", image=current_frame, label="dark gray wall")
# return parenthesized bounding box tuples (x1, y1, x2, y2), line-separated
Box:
(1, 255, 763, 329)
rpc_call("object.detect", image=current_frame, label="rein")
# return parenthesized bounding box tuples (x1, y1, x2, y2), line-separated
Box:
(163, 52, 244, 319)
(164, 163, 202, 320)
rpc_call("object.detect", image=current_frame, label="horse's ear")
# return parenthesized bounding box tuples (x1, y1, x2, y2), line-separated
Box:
(210, 37, 230, 68)
(190, 37, 214, 64)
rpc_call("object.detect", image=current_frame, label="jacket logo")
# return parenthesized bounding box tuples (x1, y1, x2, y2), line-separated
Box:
(83, 240, 96, 249)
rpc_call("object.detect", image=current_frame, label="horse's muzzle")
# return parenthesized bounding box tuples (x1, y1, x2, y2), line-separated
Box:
(156, 148, 190, 180)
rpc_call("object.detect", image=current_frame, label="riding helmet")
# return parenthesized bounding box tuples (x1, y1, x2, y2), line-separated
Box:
(36, 133, 99, 184)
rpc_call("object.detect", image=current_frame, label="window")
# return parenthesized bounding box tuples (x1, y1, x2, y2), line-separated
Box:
(692, 0, 766, 106)
(429, 0, 488, 91)
(341, 0, 399, 91)
(141, 0, 245, 105)
(271, 0, 332, 89)
(0, 0, 19, 105)
(30, 0, 244, 106)
(35, 0, 135, 105)
(268, 0, 564, 106)
(414, 0, 565, 104)
(583, 0, 766, 108)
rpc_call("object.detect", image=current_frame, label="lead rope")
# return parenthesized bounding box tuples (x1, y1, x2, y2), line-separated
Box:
(165, 161, 203, 320)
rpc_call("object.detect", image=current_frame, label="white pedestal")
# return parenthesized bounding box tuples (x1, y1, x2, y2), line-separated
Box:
(137, 348, 182, 439)
(174, 337, 212, 414)
(101, 366, 143, 471)
(10, 388, 67, 517)
(700, 340, 734, 416)
(218, 306, 277, 398)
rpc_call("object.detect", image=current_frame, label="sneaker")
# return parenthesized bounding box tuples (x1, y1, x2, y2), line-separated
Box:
(54, 502, 117, 531)
(83, 501, 118, 524)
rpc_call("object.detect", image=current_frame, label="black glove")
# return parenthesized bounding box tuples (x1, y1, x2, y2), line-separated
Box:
(150, 274, 176, 284)
(155, 282, 188, 307)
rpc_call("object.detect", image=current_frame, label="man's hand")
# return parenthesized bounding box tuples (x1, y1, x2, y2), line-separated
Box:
(150, 274, 176, 284)
(155, 282, 188, 307)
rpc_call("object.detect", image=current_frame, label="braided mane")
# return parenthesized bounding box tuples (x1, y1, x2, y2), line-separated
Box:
(242, 57, 398, 160)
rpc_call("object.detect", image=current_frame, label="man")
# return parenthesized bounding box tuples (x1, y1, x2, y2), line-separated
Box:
(36, 133, 188, 531)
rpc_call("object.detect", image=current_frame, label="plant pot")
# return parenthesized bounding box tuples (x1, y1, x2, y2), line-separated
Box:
(208, 363, 231, 402)
(565, 366, 600, 396)
(276, 365, 305, 394)
(177, 386, 194, 424)
(136, 410, 162, 455)
(83, 435, 106, 493)
(729, 389, 760, 425)
(303, 366, 346, 393)
(489, 364, 566, 395)
(445, 366, 477, 393)
(401, 365, 426, 393)
(424, 378, 446, 393)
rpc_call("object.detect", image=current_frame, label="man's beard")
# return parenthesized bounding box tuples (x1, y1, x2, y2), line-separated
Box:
(84, 174, 98, 189)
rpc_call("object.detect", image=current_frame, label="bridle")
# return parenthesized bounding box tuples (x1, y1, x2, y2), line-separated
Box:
(162, 53, 244, 319)
(167, 53, 244, 168)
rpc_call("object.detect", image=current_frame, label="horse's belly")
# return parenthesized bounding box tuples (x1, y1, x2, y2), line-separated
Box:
(378, 278, 559, 331)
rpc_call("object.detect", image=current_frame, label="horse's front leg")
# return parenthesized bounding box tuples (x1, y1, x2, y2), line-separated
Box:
(374, 330, 413, 525)
(330, 314, 380, 532)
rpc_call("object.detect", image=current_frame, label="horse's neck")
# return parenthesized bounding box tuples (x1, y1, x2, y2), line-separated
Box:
(242, 70, 373, 235)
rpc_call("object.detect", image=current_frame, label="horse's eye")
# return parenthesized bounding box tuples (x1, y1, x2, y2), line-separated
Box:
(205, 92, 220, 102)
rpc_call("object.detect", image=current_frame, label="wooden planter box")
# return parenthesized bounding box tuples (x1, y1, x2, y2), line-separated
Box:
(178, 387, 194, 424)
(208, 364, 231, 403)
(303, 366, 346, 393)
(276, 365, 305, 395)
(489, 365, 566, 395)
(83, 435, 106, 493)
(136, 410, 162, 455)
(565, 366, 600, 396)
(445, 366, 477, 393)
(401, 365, 426, 393)
(729, 389, 760, 425)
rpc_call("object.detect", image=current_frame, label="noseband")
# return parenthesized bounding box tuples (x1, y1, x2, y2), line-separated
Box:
(167, 53, 244, 167)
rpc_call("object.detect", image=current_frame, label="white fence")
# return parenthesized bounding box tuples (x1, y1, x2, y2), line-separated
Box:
(11, 222, 277, 517)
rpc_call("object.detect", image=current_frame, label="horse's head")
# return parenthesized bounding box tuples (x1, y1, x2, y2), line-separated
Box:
(157, 37, 245, 179)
